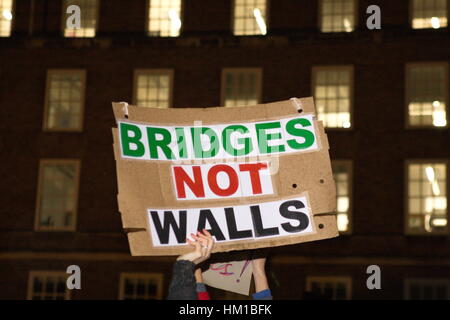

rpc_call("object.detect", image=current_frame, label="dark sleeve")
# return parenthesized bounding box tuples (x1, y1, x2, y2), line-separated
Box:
(167, 260, 197, 300)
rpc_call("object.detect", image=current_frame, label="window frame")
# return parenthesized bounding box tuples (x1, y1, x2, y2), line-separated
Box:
(43, 69, 87, 132)
(311, 65, 354, 130)
(27, 271, 71, 300)
(133, 69, 174, 108)
(34, 159, 81, 232)
(318, 0, 359, 33)
(404, 159, 449, 236)
(0, 0, 15, 37)
(305, 276, 352, 300)
(332, 160, 353, 235)
(409, 0, 449, 30)
(118, 272, 164, 300)
(405, 62, 449, 129)
(404, 278, 450, 300)
(61, 0, 100, 38)
(146, 0, 184, 37)
(220, 67, 263, 107)
(231, 0, 270, 36)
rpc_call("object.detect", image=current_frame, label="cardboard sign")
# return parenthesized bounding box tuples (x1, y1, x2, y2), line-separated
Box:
(112, 97, 338, 256)
(202, 260, 253, 296)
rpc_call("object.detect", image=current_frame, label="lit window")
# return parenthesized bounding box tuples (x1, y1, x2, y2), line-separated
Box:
(119, 273, 164, 300)
(332, 161, 352, 233)
(320, 0, 356, 32)
(44, 70, 86, 131)
(28, 272, 70, 300)
(63, 0, 99, 37)
(411, 0, 448, 29)
(313, 66, 352, 128)
(406, 64, 448, 127)
(233, 0, 267, 36)
(221, 68, 262, 107)
(134, 70, 173, 108)
(35, 160, 80, 231)
(147, 0, 182, 37)
(0, 0, 13, 37)
(405, 279, 449, 300)
(306, 277, 352, 300)
(407, 162, 447, 234)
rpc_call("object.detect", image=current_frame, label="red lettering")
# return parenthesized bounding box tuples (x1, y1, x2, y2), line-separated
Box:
(173, 166, 205, 198)
(239, 163, 267, 194)
(208, 164, 239, 196)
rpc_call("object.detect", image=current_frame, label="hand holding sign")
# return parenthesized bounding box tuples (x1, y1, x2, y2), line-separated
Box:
(177, 229, 215, 265)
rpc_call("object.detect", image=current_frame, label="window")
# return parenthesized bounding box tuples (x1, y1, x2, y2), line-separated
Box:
(320, 0, 356, 32)
(0, 0, 13, 37)
(406, 161, 447, 234)
(221, 68, 262, 107)
(134, 69, 173, 108)
(306, 277, 352, 300)
(147, 0, 182, 37)
(44, 70, 86, 131)
(63, 0, 99, 37)
(119, 273, 164, 300)
(406, 63, 448, 127)
(233, 0, 267, 36)
(405, 279, 449, 300)
(35, 160, 80, 231)
(313, 66, 353, 128)
(411, 0, 448, 29)
(332, 161, 352, 233)
(28, 272, 70, 300)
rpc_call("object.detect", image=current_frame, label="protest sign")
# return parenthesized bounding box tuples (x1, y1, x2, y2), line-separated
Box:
(202, 260, 253, 296)
(112, 97, 338, 256)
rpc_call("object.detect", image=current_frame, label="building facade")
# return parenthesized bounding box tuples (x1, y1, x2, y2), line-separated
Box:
(0, 0, 449, 300)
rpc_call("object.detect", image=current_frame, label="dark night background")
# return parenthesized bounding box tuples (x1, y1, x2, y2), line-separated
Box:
(0, 0, 449, 300)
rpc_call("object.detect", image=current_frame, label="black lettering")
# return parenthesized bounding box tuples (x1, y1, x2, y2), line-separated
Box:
(197, 209, 226, 241)
(150, 210, 187, 244)
(250, 205, 279, 237)
(279, 200, 310, 232)
(225, 207, 253, 240)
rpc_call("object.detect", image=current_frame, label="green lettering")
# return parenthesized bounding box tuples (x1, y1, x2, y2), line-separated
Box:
(286, 118, 315, 150)
(222, 125, 252, 156)
(191, 127, 219, 159)
(255, 122, 285, 154)
(175, 128, 187, 159)
(120, 122, 145, 158)
(146, 127, 174, 160)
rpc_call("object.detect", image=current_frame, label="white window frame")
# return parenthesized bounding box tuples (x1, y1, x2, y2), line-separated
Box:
(118, 272, 164, 300)
(34, 159, 81, 232)
(404, 278, 450, 300)
(306, 276, 352, 300)
(404, 159, 448, 236)
(318, 0, 358, 33)
(312, 65, 354, 129)
(405, 62, 449, 129)
(332, 160, 353, 234)
(410, 0, 449, 29)
(231, 0, 269, 36)
(146, 0, 183, 37)
(220, 68, 262, 107)
(43, 69, 87, 132)
(27, 271, 71, 300)
(0, 0, 14, 37)
(133, 69, 174, 108)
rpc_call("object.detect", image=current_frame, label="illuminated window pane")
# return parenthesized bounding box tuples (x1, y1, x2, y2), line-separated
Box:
(306, 277, 351, 300)
(411, 0, 448, 29)
(313, 67, 352, 128)
(45, 70, 85, 130)
(148, 0, 181, 37)
(332, 161, 351, 233)
(405, 279, 449, 300)
(222, 69, 261, 107)
(28, 272, 69, 300)
(36, 161, 79, 230)
(134, 70, 172, 108)
(407, 162, 447, 234)
(0, 0, 13, 37)
(407, 64, 448, 127)
(320, 0, 355, 32)
(233, 0, 267, 35)
(119, 273, 163, 300)
(63, 0, 98, 37)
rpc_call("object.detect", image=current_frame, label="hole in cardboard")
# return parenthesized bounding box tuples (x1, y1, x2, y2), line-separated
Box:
(319, 179, 324, 184)
(292, 183, 297, 188)
(318, 224, 324, 229)
(125, 114, 129, 119)
(298, 109, 303, 113)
